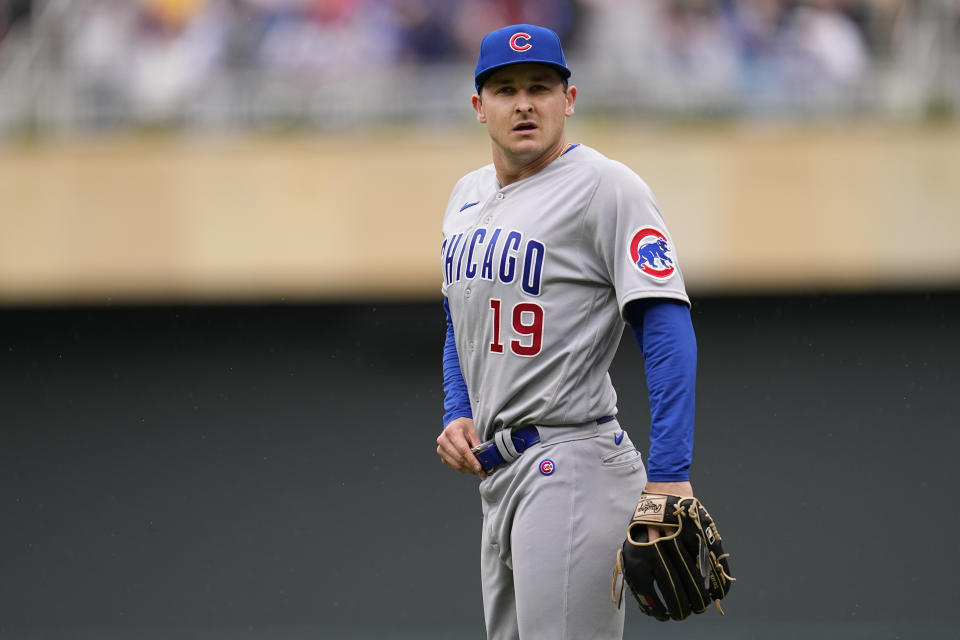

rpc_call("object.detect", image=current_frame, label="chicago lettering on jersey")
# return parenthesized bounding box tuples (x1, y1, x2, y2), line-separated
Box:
(442, 227, 545, 295)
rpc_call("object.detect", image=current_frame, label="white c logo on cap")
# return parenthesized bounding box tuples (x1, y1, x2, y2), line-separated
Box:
(509, 32, 532, 52)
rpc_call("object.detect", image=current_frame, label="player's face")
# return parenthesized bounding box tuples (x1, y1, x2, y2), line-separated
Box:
(473, 64, 576, 170)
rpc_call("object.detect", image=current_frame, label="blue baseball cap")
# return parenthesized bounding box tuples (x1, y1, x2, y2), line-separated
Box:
(474, 24, 571, 92)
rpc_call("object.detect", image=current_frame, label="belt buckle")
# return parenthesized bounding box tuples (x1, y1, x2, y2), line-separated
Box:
(471, 440, 500, 472)
(470, 440, 495, 456)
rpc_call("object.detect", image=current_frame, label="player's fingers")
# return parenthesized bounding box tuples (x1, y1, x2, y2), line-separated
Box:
(449, 430, 484, 475)
(436, 445, 460, 471)
(438, 422, 472, 457)
(435, 438, 462, 469)
(437, 426, 485, 477)
(437, 443, 483, 477)
(463, 428, 481, 449)
(436, 430, 471, 469)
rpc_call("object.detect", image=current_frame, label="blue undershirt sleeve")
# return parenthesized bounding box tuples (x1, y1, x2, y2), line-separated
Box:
(625, 298, 697, 482)
(442, 297, 473, 427)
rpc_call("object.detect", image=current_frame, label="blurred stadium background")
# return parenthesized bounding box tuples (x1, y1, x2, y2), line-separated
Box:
(1, 1, 958, 638)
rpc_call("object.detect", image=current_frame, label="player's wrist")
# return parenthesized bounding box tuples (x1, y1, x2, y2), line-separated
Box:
(642, 480, 693, 497)
(442, 412, 474, 428)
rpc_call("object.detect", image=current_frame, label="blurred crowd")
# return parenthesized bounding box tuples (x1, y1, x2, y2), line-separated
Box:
(0, 0, 958, 131)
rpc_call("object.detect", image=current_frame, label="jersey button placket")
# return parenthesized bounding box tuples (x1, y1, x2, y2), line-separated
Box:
(484, 192, 503, 223)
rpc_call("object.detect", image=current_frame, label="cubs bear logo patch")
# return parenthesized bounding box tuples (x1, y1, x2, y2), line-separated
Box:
(629, 227, 676, 280)
(539, 459, 555, 476)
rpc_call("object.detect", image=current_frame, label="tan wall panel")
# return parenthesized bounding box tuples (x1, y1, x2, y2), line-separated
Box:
(613, 124, 960, 292)
(1, 124, 958, 303)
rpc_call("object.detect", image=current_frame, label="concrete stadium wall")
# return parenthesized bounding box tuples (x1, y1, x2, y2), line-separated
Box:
(1, 123, 959, 303)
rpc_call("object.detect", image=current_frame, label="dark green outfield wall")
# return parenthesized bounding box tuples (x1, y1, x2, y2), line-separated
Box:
(2, 293, 957, 639)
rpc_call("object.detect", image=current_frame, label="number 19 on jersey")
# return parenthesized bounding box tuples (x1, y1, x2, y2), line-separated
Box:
(489, 298, 544, 357)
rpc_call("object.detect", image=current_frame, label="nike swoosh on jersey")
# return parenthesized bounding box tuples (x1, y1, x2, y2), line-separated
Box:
(614, 430, 625, 445)
(459, 201, 480, 212)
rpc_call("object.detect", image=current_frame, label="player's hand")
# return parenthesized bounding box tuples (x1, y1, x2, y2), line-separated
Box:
(642, 480, 694, 542)
(436, 417, 487, 479)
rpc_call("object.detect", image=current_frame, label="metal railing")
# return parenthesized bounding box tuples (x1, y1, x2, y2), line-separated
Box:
(1, 0, 958, 136)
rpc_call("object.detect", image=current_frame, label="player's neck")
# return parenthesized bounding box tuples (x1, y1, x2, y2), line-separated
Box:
(493, 137, 569, 187)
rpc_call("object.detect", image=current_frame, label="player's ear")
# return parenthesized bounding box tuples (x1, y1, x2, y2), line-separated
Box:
(565, 85, 577, 117)
(472, 94, 486, 124)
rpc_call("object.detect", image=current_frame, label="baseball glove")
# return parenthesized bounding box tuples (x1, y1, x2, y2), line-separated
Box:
(611, 493, 734, 621)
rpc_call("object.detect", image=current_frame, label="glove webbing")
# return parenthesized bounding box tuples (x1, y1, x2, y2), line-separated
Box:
(686, 501, 736, 601)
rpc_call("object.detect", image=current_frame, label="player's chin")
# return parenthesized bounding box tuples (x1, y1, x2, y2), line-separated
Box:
(505, 134, 543, 154)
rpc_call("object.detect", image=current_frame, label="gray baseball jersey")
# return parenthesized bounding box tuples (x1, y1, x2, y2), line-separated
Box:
(441, 144, 689, 441)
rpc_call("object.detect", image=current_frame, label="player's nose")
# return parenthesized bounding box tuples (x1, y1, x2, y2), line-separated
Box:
(514, 101, 533, 113)
(514, 93, 534, 112)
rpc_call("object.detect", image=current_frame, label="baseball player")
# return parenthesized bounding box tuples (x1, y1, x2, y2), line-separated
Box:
(435, 24, 698, 640)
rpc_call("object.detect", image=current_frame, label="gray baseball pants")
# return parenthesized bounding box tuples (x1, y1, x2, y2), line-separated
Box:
(478, 418, 647, 640)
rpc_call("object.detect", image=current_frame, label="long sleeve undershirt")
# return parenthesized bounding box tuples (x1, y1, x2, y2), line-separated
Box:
(625, 298, 697, 482)
(442, 298, 473, 427)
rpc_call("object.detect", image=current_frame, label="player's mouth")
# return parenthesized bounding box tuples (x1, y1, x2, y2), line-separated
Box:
(512, 122, 538, 134)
